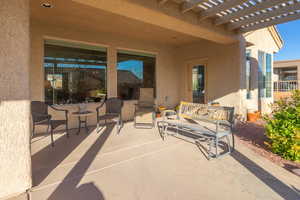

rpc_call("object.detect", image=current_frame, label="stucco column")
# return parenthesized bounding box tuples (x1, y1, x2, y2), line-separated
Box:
(0, 0, 32, 198)
(237, 35, 247, 118)
(107, 47, 118, 97)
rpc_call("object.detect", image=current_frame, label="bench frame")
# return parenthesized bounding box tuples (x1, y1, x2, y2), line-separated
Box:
(159, 101, 235, 159)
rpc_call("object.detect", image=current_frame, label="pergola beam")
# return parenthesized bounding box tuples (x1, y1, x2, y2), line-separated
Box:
(158, 0, 169, 6)
(228, 2, 300, 30)
(240, 12, 300, 33)
(215, 0, 290, 26)
(199, 0, 248, 21)
(182, 0, 208, 13)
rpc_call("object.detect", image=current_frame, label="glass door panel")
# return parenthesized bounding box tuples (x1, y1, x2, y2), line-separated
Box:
(192, 65, 205, 103)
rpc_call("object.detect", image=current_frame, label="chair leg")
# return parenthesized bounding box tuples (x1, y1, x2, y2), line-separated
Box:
(208, 138, 213, 159)
(152, 112, 156, 128)
(66, 122, 69, 138)
(226, 135, 231, 153)
(231, 133, 235, 152)
(50, 126, 54, 147)
(96, 120, 99, 133)
(134, 115, 137, 128)
(32, 124, 35, 139)
(46, 123, 50, 136)
(117, 119, 121, 134)
(215, 137, 219, 158)
(163, 123, 168, 139)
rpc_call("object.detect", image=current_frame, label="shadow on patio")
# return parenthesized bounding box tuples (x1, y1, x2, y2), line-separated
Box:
(30, 122, 300, 200)
(160, 125, 300, 200)
(31, 125, 114, 199)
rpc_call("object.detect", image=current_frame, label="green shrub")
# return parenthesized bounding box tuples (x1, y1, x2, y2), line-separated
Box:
(264, 90, 300, 162)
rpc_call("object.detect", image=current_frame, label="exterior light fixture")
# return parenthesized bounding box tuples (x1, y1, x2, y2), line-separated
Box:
(41, 3, 53, 8)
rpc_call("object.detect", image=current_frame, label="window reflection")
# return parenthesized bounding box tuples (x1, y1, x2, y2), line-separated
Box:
(44, 41, 107, 105)
(117, 51, 156, 100)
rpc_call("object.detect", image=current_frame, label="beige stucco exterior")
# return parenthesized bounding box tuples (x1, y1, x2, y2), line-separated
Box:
(274, 59, 300, 81)
(175, 39, 244, 110)
(273, 59, 300, 100)
(244, 27, 282, 114)
(30, 22, 245, 132)
(0, 0, 283, 199)
(30, 21, 181, 128)
(0, 0, 32, 198)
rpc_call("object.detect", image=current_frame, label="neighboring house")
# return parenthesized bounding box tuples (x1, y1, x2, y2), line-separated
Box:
(273, 60, 300, 100)
(243, 26, 283, 114)
(1, 0, 300, 199)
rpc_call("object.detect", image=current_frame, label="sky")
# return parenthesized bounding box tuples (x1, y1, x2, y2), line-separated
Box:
(274, 19, 300, 61)
(117, 60, 143, 79)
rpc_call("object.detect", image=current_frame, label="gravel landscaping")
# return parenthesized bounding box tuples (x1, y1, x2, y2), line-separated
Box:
(235, 121, 300, 176)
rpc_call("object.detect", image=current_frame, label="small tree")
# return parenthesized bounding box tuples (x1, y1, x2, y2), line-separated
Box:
(264, 90, 300, 162)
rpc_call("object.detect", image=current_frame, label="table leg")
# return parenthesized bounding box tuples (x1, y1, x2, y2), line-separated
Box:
(84, 116, 89, 133)
(77, 116, 81, 135)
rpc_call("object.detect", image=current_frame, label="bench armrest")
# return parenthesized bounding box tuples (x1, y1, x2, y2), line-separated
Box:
(162, 110, 178, 120)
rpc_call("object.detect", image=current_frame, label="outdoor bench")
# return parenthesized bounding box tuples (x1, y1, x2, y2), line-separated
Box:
(158, 101, 235, 159)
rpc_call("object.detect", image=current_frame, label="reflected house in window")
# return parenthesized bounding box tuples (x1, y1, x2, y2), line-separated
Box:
(117, 51, 156, 100)
(44, 40, 107, 105)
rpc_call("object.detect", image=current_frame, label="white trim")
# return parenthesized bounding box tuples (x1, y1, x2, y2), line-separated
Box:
(185, 57, 209, 65)
(185, 58, 208, 103)
(116, 47, 158, 56)
(43, 35, 110, 49)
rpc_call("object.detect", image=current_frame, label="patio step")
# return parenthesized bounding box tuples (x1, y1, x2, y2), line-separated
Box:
(32, 135, 181, 190)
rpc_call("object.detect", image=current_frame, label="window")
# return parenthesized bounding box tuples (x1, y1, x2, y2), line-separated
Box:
(44, 40, 107, 105)
(246, 50, 252, 99)
(117, 50, 156, 100)
(265, 53, 272, 97)
(258, 50, 272, 98)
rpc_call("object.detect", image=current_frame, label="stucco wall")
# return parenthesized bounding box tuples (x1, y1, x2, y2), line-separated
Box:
(30, 21, 180, 131)
(0, 0, 32, 198)
(245, 28, 279, 114)
(175, 39, 244, 115)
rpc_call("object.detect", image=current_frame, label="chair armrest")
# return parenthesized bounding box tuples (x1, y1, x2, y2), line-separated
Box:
(161, 110, 178, 120)
(32, 112, 51, 123)
(96, 100, 105, 116)
(32, 112, 51, 118)
(49, 105, 67, 112)
(49, 105, 69, 121)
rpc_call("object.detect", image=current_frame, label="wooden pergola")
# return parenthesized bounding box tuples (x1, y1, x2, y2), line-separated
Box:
(158, 0, 300, 33)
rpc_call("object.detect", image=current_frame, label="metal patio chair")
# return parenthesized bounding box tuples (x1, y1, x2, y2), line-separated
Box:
(134, 88, 156, 128)
(96, 97, 123, 134)
(31, 101, 69, 147)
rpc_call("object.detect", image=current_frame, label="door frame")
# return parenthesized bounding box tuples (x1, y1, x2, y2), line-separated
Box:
(185, 58, 208, 103)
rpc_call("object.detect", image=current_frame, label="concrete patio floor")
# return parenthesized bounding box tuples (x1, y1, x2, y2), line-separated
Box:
(25, 122, 300, 200)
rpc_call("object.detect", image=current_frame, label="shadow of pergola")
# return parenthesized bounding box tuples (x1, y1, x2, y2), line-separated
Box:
(46, 125, 114, 200)
(157, 123, 300, 200)
(31, 124, 115, 200)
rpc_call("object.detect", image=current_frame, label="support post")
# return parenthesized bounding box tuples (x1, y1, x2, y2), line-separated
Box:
(107, 47, 118, 98)
(0, 0, 32, 198)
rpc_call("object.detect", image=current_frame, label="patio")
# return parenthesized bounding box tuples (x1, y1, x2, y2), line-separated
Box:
(26, 122, 300, 200)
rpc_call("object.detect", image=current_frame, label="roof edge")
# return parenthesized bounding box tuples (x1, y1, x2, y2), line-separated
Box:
(267, 26, 283, 50)
(274, 59, 300, 63)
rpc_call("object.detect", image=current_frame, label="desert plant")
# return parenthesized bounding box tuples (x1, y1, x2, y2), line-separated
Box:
(264, 90, 300, 162)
